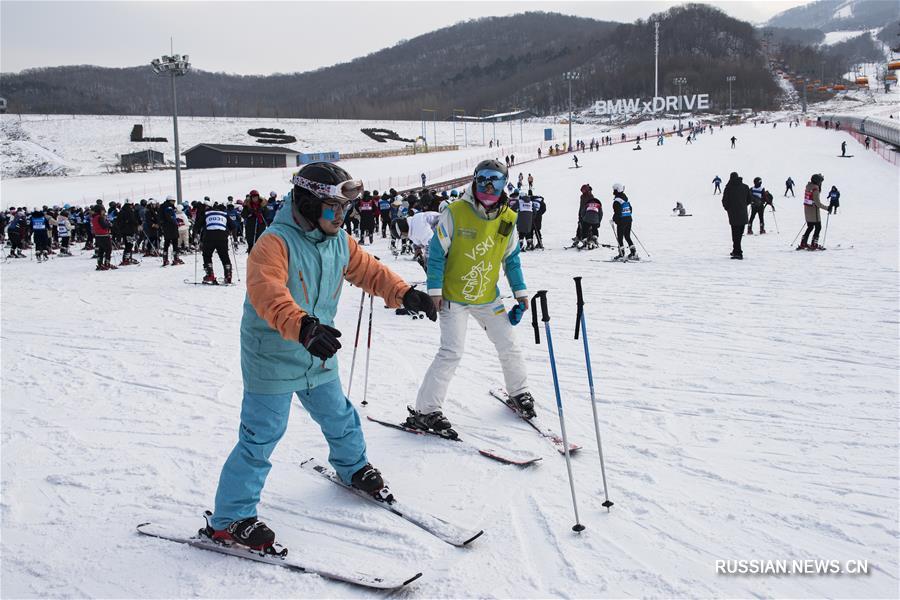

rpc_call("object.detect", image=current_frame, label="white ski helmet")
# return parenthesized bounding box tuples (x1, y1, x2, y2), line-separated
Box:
(612, 183, 625, 193)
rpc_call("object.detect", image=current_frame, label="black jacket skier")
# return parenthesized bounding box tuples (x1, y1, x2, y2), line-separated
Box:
(722, 172, 750, 259)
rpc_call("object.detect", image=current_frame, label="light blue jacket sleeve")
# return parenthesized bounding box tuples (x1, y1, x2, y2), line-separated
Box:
(426, 234, 446, 295)
(503, 245, 528, 298)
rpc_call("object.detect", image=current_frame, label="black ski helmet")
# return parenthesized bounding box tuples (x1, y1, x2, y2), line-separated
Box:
(291, 162, 362, 224)
(753, 177, 762, 186)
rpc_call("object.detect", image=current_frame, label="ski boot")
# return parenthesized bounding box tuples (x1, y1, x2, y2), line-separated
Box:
(628, 245, 639, 260)
(96, 262, 108, 271)
(202, 265, 217, 285)
(162, 255, 169, 267)
(527, 239, 534, 251)
(203, 513, 278, 552)
(759, 227, 766, 235)
(224, 264, 233, 285)
(83, 242, 94, 251)
(172, 256, 185, 266)
(406, 406, 458, 439)
(350, 464, 393, 502)
(105, 260, 118, 270)
(796, 241, 809, 251)
(615, 246, 626, 260)
(588, 235, 599, 250)
(509, 392, 537, 419)
(746, 225, 753, 235)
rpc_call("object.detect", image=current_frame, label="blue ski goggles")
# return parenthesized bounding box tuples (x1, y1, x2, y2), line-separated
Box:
(475, 170, 507, 194)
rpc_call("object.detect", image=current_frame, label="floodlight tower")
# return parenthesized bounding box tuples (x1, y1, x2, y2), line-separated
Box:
(673, 76, 687, 130)
(726, 75, 736, 114)
(150, 52, 191, 205)
(564, 71, 580, 151)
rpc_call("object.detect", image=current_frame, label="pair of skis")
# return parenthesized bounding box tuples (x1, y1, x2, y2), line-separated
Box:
(368, 389, 580, 466)
(138, 457, 482, 589)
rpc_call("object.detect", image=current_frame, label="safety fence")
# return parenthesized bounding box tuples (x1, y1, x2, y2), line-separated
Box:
(806, 119, 899, 167)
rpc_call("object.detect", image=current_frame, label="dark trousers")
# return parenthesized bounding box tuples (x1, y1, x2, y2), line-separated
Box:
(9, 232, 22, 252)
(802, 222, 822, 245)
(616, 220, 634, 248)
(785, 186, 794, 197)
(714, 184, 721, 193)
(96, 235, 112, 265)
(203, 236, 231, 269)
(162, 229, 179, 259)
(749, 205, 765, 230)
(730, 224, 744, 256)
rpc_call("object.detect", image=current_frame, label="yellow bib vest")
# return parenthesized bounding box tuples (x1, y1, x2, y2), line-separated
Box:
(443, 201, 516, 304)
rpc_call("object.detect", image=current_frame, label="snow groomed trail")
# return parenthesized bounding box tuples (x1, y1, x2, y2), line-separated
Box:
(2, 122, 898, 598)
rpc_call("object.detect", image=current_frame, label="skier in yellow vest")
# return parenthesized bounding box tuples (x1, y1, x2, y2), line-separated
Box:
(409, 159, 533, 438)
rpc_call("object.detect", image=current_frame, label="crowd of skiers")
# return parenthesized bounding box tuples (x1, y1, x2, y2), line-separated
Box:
(719, 172, 840, 259)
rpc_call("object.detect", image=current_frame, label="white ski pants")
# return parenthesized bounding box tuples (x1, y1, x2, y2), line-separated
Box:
(416, 300, 529, 414)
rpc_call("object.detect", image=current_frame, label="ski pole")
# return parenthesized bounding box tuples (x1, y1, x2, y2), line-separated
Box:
(346, 288, 366, 401)
(230, 237, 241, 282)
(823, 211, 830, 247)
(574, 277, 614, 512)
(769, 205, 780, 234)
(193, 236, 199, 284)
(631, 227, 651, 257)
(361, 291, 374, 406)
(531, 290, 585, 533)
(789, 223, 805, 247)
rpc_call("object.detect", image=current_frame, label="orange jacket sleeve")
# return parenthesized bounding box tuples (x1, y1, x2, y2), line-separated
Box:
(344, 235, 410, 307)
(246, 235, 306, 341)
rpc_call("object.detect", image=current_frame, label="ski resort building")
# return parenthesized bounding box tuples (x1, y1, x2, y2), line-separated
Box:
(182, 144, 300, 169)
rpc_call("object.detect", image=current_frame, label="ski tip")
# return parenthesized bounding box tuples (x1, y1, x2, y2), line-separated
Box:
(403, 572, 425, 586)
(462, 530, 485, 545)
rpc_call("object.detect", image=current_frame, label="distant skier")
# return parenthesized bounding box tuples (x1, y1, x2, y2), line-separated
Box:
(515, 190, 534, 251)
(378, 190, 393, 238)
(730, 136, 737, 149)
(29, 210, 50, 261)
(410, 158, 535, 437)
(798, 173, 828, 250)
(827, 185, 840, 214)
(864, 136, 871, 150)
(784, 176, 795, 197)
(91, 205, 116, 270)
(357, 191, 376, 245)
(407, 210, 440, 272)
(722, 172, 750, 260)
(748, 177, 767, 235)
(57, 210, 73, 256)
(673, 202, 687, 216)
(201, 202, 234, 285)
(206, 162, 435, 551)
(712, 175, 722, 194)
(159, 196, 184, 266)
(529, 193, 546, 250)
(611, 183, 637, 260)
(576, 184, 602, 248)
(421, 173, 427, 187)
(116, 199, 140, 265)
(573, 155, 579, 168)
(841, 141, 847, 157)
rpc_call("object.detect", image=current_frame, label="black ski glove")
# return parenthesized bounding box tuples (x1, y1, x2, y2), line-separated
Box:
(402, 287, 437, 322)
(299, 315, 342, 360)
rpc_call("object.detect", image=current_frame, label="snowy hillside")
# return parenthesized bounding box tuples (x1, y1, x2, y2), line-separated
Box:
(0, 114, 559, 179)
(2, 120, 898, 597)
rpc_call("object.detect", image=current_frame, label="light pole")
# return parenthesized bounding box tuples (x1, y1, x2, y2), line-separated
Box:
(481, 108, 494, 146)
(673, 76, 687, 130)
(151, 53, 190, 206)
(726, 75, 736, 114)
(564, 71, 580, 151)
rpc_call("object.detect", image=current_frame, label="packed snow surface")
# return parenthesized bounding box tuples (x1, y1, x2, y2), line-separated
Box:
(2, 121, 899, 598)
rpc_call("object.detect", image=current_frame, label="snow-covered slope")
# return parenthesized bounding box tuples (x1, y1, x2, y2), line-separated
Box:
(0, 114, 558, 179)
(2, 121, 898, 598)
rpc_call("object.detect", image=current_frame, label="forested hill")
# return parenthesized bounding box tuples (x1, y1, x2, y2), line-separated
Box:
(2, 6, 781, 119)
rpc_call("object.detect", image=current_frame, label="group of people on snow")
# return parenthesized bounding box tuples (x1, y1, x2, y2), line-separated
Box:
(203, 159, 539, 550)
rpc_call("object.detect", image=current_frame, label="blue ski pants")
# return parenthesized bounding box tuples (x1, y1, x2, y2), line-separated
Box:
(210, 379, 367, 530)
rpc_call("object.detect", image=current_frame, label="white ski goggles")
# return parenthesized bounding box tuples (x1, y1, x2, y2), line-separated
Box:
(292, 174, 364, 202)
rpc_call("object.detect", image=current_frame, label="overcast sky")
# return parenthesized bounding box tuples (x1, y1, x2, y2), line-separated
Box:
(2, 0, 810, 75)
